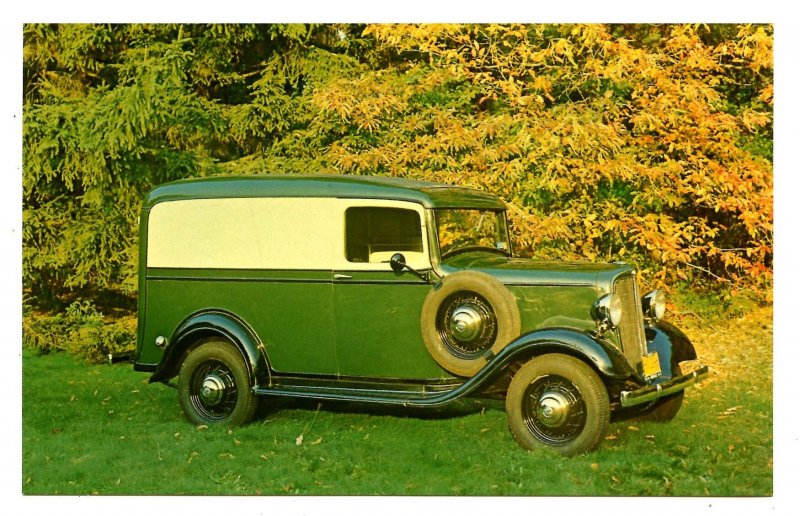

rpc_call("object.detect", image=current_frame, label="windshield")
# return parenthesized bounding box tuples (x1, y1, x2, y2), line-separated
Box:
(435, 209, 511, 258)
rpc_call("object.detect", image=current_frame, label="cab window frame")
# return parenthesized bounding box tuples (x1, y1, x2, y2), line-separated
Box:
(335, 199, 431, 271)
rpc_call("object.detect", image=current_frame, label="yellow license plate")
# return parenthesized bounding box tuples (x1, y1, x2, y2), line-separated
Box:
(641, 352, 662, 379)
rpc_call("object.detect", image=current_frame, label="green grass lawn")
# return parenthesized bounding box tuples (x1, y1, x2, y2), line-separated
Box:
(21, 308, 772, 496)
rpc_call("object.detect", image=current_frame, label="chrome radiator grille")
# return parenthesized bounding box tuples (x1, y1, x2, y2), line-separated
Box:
(613, 274, 647, 368)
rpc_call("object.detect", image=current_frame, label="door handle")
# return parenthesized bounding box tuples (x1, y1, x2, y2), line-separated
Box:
(333, 274, 352, 280)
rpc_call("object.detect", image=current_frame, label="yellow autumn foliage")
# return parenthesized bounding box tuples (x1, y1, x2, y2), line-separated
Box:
(23, 24, 772, 308)
(315, 24, 772, 296)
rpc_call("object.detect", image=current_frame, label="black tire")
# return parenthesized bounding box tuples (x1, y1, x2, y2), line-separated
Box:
(636, 365, 685, 422)
(506, 354, 610, 456)
(178, 339, 258, 426)
(420, 271, 521, 377)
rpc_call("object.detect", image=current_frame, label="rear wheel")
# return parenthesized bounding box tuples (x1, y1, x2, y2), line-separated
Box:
(506, 354, 609, 456)
(178, 339, 258, 426)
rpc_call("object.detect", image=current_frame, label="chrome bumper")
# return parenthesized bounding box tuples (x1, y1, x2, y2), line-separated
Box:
(620, 365, 709, 407)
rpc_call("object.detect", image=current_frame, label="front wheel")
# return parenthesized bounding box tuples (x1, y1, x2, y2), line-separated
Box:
(506, 354, 609, 456)
(178, 339, 258, 426)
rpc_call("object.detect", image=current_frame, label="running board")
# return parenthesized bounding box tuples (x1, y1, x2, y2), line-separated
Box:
(253, 329, 635, 408)
(254, 383, 463, 408)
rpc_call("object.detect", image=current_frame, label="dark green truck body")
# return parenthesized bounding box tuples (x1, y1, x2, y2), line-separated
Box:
(133, 174, 707, 454)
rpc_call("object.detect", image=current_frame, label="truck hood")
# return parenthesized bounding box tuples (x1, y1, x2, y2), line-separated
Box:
(439, 253, 634, 289)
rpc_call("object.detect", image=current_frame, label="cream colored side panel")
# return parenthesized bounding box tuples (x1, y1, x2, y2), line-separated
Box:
(147, 198, 339, 269)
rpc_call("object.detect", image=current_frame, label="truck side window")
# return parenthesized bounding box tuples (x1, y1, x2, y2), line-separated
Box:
(345, 207, 423, 263)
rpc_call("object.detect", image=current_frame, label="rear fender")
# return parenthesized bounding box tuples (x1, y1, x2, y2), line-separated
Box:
(149, 310, 270, 388)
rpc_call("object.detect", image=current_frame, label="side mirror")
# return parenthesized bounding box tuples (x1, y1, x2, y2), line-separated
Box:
(389, 253, 407, 273)
(387, 252, 430, 283)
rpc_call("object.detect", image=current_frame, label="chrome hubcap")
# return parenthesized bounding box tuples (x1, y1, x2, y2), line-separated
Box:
(200, 374, 226, 406)
(449, 305, 483, 342)
(189, 360, 239, 422)
(536, 391, 571, 428)
(523, 375, 587, 446)
(437, 292, 498, 359)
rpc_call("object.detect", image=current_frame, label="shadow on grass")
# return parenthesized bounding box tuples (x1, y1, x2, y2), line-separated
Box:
(255, 395, 505, 422)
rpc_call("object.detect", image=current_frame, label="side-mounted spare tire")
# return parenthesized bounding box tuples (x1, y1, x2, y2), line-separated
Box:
(420, 270, 521, 377)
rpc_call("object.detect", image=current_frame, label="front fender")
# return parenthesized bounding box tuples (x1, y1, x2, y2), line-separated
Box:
(149, 310, 270, 388)
(490, 328, 636, 380)
(645, 321, 698, 381)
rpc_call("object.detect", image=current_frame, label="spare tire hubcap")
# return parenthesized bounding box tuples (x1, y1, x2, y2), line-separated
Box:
(449, 305, 483, 342)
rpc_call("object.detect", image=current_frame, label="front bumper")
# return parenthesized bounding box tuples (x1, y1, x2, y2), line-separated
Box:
(620, 365, 709, 407)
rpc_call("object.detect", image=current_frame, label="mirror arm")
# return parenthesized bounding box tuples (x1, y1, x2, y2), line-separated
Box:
(386, 253, 431, 283)
(404, 264, 429, 283)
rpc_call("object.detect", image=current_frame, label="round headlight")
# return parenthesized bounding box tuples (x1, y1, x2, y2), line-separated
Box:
(642, 290, 666, 320)
(592, 293, 623, 329)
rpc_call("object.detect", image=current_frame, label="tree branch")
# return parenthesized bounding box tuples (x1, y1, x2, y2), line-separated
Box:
(686, 263, 731, 283)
